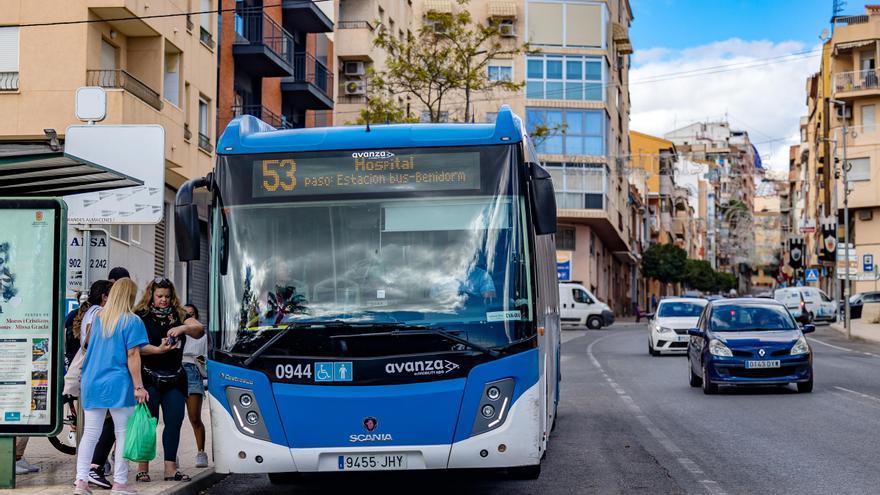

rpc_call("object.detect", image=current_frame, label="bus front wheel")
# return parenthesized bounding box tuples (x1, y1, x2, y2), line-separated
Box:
(508, 464, 541, 480)
(268, 473, 301, 485)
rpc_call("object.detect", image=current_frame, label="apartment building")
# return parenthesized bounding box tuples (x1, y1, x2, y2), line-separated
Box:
(0, 1, 217, 307)
(666, 122, 758, 294)
(217, 0, 335, 133)
(751, 180, 787, 291)
(807, 7, 880, 294)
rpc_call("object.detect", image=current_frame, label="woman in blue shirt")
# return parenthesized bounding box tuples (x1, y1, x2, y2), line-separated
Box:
(74, 278, 171, 495)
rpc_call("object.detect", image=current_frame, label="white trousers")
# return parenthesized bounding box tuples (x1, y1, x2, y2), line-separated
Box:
(76, 407, 133, 485)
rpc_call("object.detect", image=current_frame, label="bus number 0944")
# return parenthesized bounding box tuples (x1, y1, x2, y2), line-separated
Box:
(276, 363, 312, 380)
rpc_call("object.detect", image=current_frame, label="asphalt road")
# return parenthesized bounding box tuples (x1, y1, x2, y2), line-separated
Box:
(205, 322, 880, 494)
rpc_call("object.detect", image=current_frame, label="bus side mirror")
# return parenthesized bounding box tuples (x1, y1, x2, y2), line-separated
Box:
(529, 163, 557, 235)
(175, 176, 211, 262)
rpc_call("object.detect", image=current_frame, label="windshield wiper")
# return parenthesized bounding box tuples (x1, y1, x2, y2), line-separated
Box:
(331, 325, 500, 357)
(242, 320, 355, 366)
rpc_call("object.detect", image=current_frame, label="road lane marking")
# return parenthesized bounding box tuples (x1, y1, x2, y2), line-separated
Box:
(833, 386, 880, 404)
(586, 333, 726, 495)
(808, 338, 855, 353)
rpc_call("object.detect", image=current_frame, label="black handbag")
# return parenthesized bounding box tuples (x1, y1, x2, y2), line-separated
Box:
(143, 366, 184, 388)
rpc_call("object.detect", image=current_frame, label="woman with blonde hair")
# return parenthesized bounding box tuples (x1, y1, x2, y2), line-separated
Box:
(75, 278, 159, 495)
(133, 277, 204, 483)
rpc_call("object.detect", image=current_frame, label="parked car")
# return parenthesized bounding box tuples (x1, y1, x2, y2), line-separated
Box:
(649, 297, 708, 356)
(559, 283, 614, 330)
(773, 287, 837, 323)
(840, 291, 880, 319)
(687, 298, 814, 394)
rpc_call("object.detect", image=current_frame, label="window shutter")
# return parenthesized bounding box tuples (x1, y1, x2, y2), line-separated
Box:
(154, 206, 167, 277)
(0, 27, 20, 72)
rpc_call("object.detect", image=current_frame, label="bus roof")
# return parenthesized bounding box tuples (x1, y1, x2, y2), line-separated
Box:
(217, 105, 524, 155)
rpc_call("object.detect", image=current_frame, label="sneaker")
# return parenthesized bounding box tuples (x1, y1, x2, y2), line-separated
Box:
(110, 483, 137, 495)
(74, 480, 94, 495)
(195, 451, 208, 468)
(15, 462, 28, 475)
(17, 458, 39, 473)
(88, 467, 112, 489)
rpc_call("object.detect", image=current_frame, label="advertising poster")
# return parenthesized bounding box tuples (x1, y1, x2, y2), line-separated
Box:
(0, 208, 56, 427)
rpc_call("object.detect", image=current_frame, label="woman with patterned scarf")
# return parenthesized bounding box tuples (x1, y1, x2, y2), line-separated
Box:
(133, 277, 204, 483)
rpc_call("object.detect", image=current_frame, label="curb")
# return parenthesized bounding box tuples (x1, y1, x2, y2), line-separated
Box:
(158, 469, 227, 495)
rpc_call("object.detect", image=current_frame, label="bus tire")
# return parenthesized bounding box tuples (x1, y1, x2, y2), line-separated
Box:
(268, 473, 301, 485)
(586, 316, 602, 330)
(509, 464, 541, 480)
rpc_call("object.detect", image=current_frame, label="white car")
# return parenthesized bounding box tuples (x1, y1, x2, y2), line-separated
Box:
(773, 287, 837, 323)
(648, 297, 708, 356)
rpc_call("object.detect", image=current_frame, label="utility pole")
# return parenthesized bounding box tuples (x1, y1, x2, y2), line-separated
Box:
(831, 99, 851, 339)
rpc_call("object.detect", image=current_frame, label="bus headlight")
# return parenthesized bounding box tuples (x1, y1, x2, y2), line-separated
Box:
(471, 378, 515, 437)
(226, 387, 271, 441)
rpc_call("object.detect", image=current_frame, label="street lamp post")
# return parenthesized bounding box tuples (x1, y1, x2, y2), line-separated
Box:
(830, 99, 851, 339)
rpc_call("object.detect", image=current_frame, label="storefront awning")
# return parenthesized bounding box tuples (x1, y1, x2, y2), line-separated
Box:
(0, 143, 143, 197)
(488, 0, 517, 18)
(834, 39, 875, 55)
(424, 0, 453, 14)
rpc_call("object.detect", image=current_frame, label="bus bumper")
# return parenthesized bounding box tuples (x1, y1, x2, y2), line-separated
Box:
(209, 381, 542, 473)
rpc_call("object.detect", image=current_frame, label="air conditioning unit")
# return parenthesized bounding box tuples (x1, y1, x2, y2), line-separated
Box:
(429, 20, 447, 35)
(498, 21, 516, 37)
(345, 80, 367, 95)
(858, 209, 874, 221)
(344, 61, 365, 77)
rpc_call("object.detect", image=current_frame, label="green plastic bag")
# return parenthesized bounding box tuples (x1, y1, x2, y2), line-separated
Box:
(123, 403, 157, 462)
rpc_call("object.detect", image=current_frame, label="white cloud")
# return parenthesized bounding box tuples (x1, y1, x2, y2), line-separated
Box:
(630, 38, 821, 172)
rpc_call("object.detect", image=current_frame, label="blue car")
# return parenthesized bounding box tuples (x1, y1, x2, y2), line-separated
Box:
(687, 298, 814, 394)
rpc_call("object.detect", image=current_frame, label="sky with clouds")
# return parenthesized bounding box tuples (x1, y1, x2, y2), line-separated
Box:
(627, 0, 865, 172)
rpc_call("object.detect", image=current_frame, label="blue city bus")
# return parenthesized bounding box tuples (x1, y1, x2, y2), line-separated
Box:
(174, 105, 561, 481)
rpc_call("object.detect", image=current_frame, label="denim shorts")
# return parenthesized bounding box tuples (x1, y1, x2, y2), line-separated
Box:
(183, 362, 205, 396)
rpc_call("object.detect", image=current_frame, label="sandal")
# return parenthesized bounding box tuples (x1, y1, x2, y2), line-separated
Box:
(164, 471, 191, 482)
(135, 472, 151, 483)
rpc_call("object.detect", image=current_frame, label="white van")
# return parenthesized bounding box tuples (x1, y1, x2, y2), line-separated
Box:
(559, 283, 614, 329)
(773, 287, 837, 323)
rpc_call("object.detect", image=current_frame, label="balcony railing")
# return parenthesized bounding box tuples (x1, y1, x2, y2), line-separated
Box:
(0, 71, 18, 91)
(198, 132, 213, 153)
(234, 9, 293, 65)
(292, 52, 333, 96)
(834, 14, 869, 25)
(338, 20, 374, 30)
(232, 104, 291, 129)
(834, 69, 880, 93)
(184, 122, 192, 141)
(86, 69, 163, 111)
(200, 26, 215, 49)
(186, 15, 194, 32)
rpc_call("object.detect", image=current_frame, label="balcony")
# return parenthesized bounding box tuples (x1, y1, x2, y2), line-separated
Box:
(0, 72, 18, 91)
(198, 132, 213, 153)
(282, 0, 333, 33)
(281, 53, 334, 110)
(833, 69, 880, 99)
(336, 21, 375, 61)
(200, 27, 215, 49)
(86, 2, 159, 36)
(233, 10, 294, 77)
(232, 104, 291, 129)
(86, 69, 163, 111)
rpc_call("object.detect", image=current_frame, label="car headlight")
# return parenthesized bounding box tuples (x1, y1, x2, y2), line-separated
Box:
(709, 339, 733, 357)
(791, 336, 810, 355)
(658, 326, 673, 334)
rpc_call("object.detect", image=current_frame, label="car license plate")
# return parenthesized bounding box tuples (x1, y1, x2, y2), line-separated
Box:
(676, 335, 689, 342)
(338, 454, 408, 471)
(745, 360, 780, 369)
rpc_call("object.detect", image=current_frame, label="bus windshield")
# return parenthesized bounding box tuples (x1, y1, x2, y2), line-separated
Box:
(215, 145, 534, 357)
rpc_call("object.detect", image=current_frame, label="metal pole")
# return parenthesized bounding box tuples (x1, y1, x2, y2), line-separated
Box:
(830, 137, 839, 316)
(841, 113, 851, 339)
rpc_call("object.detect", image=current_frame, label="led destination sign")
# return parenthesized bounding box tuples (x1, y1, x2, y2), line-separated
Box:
(252, 151, 481, 198)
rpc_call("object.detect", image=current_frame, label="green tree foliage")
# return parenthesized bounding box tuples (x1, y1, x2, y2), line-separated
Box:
(714, 272, 738, 293)
(641, 243, 688, 285)
(684, 259, 717, 292)
(371, 0, 530, 123)
(347, 93, 419, 125)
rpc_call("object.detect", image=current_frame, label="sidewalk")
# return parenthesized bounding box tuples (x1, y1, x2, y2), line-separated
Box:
(830, 320, 880, 344)
(10, 401, 216, 494)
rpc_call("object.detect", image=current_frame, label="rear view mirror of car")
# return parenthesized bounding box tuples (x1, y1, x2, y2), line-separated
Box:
(801, 324, 816, 334)
(687, 328, 703, 337)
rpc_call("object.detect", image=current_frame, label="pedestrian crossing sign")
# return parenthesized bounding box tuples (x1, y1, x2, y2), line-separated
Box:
(805, 268, 819, 283)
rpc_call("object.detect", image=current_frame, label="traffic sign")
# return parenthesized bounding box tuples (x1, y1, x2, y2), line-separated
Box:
(805, 268, 819, 283)
(865, 254, 874, 272)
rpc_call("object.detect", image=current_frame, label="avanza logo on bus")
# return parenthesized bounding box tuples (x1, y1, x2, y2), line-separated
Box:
(385, 359, 460, 376)
(352, 151, 396, 159)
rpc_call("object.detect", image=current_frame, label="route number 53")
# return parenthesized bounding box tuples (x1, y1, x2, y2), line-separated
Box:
(262, 159, 297, 192)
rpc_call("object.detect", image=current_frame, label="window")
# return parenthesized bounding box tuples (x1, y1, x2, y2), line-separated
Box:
(198, 97, 212, 152)
(200, 0, 212, 31)
(110, 224, 131, 243)
(0, 26, 19, 91)
(848, 157, 871, 181)
(573, 289, 594, 304)
(486, 112, 498, 123)
(131, 225, 141, 245)
(164, 47, 181, 107)
(526, 55, 603, 101)
(100, 39, 118, 71)
(526, 108, 607, 156)
(488, 65, 513, 81)
(527, 1, 604, 47)
(862, 104, 875, 132)
(420, 111, 449, 122)
(556, 226, 576, 250)
(544, 162, 606, 209)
